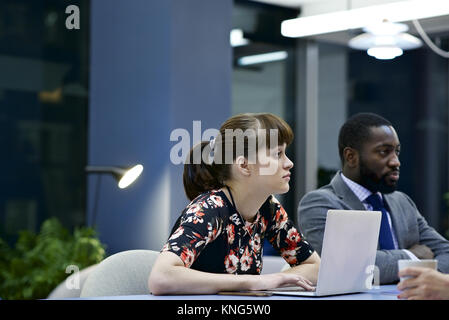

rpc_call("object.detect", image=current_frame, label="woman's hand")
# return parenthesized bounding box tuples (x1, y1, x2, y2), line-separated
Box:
(249, 272, 315, 291)
(150, 252, 316, 295)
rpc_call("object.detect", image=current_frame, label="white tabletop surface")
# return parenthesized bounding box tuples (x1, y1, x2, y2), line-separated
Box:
(75, 285, 400, 300)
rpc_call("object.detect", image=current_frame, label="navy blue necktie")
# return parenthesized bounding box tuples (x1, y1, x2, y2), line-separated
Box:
(365, 193, 395, 250)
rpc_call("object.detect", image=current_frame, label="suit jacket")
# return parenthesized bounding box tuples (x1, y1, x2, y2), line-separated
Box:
(298, 172, 449, 284)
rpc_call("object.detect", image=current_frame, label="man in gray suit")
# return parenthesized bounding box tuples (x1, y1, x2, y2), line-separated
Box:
(298, 113, 449, 284)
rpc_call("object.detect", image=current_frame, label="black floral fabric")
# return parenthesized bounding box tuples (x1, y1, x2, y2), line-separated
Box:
(162, 189, 314, 274)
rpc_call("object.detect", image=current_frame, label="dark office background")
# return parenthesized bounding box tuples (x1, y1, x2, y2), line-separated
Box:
(0, 0, 89, 246)
(0, 0, 448, 251)
(348, 40, 449, 236)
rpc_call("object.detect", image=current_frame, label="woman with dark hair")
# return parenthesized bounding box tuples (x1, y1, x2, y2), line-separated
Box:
(149, 113, 320, 295)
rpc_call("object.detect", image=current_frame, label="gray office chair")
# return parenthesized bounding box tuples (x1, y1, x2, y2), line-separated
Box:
(80, 249, 159, 298)
(47, 264, 98, 299)
(260, 255, 290, 274)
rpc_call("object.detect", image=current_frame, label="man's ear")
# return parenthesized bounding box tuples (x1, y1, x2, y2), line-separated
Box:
(343, 147, 359, 168)
(235, 155, 251, 177)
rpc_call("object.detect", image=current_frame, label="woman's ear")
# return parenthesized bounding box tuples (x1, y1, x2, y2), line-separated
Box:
(235, 155, 251, 177)
(343, 147, 359, 168)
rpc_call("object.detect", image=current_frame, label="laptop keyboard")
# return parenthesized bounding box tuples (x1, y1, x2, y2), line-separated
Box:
(272, 286, 316, 292)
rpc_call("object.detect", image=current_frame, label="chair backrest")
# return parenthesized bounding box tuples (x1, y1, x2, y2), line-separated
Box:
(80, 249, 159, 298)
(260, 255, 290, 275)
(47, 264, 98, 299)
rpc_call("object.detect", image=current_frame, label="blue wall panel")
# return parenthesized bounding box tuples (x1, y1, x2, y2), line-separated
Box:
(89, 0, 232, 254)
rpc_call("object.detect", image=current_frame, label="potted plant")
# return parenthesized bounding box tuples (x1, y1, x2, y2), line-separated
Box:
(0, 217, 106, 299)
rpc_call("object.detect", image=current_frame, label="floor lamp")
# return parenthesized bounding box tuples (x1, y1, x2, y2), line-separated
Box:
(85, 164, 143, 227)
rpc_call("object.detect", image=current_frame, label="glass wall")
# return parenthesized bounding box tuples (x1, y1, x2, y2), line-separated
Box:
(232, 1, 300, 255)
(231, 0, 449, 243)
(0, 0, 89, 245)
(316, 35, 449, 238)
(347, 37, 449, 237)
(231, 0, 298, 218)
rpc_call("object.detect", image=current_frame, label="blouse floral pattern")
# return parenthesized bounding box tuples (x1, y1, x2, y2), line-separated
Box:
(162, 189, 314, 275)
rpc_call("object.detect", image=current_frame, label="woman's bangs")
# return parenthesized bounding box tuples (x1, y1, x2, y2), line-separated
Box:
(257, 114, 294, 149)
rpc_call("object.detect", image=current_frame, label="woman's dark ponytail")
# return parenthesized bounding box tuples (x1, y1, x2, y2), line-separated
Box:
(183, 141, 226, 201)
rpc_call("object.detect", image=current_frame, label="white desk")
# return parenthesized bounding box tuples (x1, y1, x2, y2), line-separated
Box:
(77, 285, 399, 300)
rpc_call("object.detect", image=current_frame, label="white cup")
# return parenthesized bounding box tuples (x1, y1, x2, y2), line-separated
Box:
(397, 259, 438, 281)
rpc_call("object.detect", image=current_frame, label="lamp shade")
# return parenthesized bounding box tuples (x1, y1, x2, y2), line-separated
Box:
(348, 21, 422, 60)
(85, 164, 143, 189)
(348, 31, 423, 51)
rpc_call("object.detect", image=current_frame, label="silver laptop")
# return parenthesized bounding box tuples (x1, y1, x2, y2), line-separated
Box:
(271, 209, 381, 297)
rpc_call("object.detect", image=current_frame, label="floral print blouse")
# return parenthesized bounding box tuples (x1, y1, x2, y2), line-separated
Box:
(162, 189, 314, 275)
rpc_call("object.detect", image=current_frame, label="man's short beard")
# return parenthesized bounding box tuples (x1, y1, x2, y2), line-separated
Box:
(359, 160, 397, 194)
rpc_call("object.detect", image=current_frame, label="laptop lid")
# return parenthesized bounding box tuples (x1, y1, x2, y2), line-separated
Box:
(314, 209, 381, 296)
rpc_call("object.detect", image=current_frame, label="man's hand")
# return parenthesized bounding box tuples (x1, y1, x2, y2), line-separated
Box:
(397, 267, 449, 300)
(408, 244, 434, 259)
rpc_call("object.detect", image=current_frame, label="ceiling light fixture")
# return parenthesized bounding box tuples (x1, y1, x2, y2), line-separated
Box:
(281, 0, 449, 38)
(230, 29, 250, 47)
(238, 51, 288, 66)
(349, 20, 422, 60)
